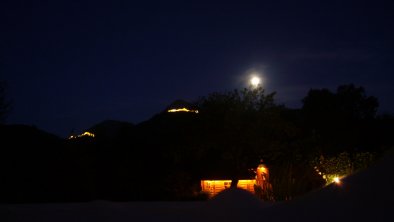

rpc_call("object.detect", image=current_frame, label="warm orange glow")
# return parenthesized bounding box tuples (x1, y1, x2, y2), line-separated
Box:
(167, 108, 199, 113)
(333, 177, 341, 184)
(237, 179, 256, 193)
(201, 180, 232, 198)
(201, 179, 256, 198)
(257, 165, 268, 174)
(201, 164, 271, 199)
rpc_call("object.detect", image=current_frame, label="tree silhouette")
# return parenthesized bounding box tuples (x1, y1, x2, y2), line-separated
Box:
(195, 87, 286, 178)
(302, 84, 379, 154)
(302, 84, 378, 124)
(335, 84, 379, 120)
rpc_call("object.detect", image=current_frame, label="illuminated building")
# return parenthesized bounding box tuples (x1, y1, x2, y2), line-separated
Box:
(200, 179, 256, 198)
(166, 100, 199, 114)
(167, 108, 199, 113)
(201, 164, 272, 198)
(68, 131, 95, 139)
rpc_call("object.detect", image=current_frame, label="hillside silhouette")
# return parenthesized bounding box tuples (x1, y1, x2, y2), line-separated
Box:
(1, 84, 393, 203)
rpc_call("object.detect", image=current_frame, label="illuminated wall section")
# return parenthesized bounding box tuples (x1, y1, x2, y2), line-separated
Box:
(201, 179, 256, 198)
(237, 179, 256, 194)
(201, 180, 232, 198)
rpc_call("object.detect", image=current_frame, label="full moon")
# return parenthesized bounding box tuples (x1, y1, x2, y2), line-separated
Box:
(250, 76, 261, 87)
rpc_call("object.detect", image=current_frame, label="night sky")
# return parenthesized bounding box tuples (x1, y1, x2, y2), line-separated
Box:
(2, 0, 394, 137)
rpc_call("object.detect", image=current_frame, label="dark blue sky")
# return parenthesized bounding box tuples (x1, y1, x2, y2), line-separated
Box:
(2, 0, 394, 137)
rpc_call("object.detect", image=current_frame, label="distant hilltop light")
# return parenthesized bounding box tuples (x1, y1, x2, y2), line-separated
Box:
(167, 108, 199, 113)
(68, 131, 95, 139)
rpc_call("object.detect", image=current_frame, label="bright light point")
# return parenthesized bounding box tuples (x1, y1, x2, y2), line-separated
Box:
(250, 76, 261, 87)
(333, 177, 341, 184)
